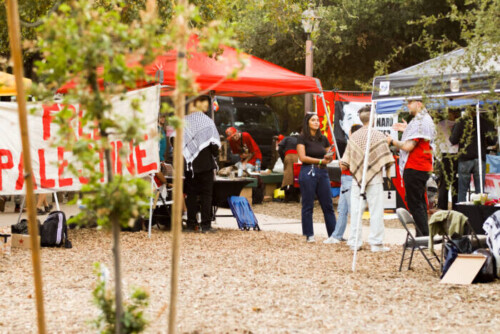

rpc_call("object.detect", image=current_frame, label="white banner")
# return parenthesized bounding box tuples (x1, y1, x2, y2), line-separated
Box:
(375, 113, 398, 138)
(0, 86, 160, 195)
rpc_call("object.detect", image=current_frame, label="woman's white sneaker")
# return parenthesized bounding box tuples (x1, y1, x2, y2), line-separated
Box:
(323, 236, 341, 244)
(306, 236, 316, 243)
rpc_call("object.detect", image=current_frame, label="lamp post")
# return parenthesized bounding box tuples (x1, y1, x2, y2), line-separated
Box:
(302, 1, 320, 114)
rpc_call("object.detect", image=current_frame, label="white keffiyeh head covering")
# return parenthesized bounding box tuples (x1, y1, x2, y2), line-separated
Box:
(177, 111, 221, 170)
(399, 108, 436, 176)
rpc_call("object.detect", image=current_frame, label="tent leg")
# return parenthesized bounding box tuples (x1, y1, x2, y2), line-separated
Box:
(148, 175, 154, 238)
(476, 102, 483, 194)
(53, 192, 60, 211)
(17, 195, 26, 224)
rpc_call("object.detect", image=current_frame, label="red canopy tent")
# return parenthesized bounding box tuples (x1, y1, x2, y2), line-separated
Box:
(59, 36, 323, 97)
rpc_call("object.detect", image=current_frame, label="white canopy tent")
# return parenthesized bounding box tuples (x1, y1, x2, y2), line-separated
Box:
(352, 46, 500, 271)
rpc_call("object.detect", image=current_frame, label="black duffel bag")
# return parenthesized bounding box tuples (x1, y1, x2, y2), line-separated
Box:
(472, 249, 497, 283)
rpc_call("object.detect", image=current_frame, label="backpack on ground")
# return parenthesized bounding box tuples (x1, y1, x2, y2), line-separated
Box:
(40, 211, 72, 248)
(11, 219, 42, 235)
(228, 196, 260, 231)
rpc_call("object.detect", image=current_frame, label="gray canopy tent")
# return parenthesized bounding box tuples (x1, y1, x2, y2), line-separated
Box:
(351, 46, 500, 271)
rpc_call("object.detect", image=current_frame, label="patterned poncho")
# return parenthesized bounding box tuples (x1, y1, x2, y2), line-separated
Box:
(341, 127, 395, 186)
(399, 109, 435, 176)
(182, 112, 221, 170)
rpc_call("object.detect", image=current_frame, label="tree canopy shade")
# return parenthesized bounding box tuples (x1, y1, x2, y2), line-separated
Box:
(59, 36, 322, 97)
(372, 46, 500, 101)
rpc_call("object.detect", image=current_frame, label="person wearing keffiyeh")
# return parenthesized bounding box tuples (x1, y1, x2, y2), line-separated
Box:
(388, 99, 435, 236)
(182, 96, 221, 232)
(340, 106, 394, 252)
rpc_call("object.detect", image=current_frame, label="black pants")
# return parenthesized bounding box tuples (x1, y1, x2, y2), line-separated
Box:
(436, 154, 458, 210)
(184, 170, 214, 228)
(403, 168, 430, 236)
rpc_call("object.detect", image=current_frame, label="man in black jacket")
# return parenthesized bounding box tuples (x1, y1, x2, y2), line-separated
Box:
(183, 96, 221, 232)
(449, 110, 497, 203)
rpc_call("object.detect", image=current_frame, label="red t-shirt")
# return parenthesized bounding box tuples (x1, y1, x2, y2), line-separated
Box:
(229, 132, 262, 165)
(405, 138, 433, 172)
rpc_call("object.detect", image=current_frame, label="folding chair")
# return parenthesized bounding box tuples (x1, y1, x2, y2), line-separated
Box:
(396, 208, 441, 272)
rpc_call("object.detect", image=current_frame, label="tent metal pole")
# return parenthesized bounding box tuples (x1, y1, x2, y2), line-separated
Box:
(352, 101, 376, 272)
(148, 175, 154, 238)
(53, 192, 60, 211)
(476, 102, 483, 194)
(318, 91, 339, 158)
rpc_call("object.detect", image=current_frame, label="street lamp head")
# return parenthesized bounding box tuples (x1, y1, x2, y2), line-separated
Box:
(302, 1, 320, 34)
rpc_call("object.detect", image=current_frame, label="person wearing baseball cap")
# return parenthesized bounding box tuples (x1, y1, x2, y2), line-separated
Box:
(225, 127, 262, 171)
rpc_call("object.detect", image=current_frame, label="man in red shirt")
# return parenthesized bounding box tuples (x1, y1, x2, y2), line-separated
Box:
(388, 99, 435, 236)
(226, 127, 262, 171)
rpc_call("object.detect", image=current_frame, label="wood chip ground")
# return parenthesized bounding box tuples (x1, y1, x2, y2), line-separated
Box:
(1, 202, 499, 333)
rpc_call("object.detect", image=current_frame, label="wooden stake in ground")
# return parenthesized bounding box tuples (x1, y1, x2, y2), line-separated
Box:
(5, 0, 46, 333)
(168, 1, 188, 332)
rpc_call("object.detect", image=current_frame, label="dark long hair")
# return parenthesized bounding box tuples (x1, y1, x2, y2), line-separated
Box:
(302, 112, 322, 141)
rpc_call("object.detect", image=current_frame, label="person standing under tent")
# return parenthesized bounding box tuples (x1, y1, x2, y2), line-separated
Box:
(449, 108, 496, 202)
(158, 112, 167, 163)
(278, 131, 300, 202)
(389, 99, 435, 236)
(183, 96, 221, 232)
(341, 107, 394, 251)
(225, 127, 262, 172)
(324, 123, 363, 244)
(36, 193, 53, 215)
(296, 112, 337, 243)
(435, 109, 459, 209)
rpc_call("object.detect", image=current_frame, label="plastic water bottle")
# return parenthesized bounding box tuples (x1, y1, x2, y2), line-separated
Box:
(255, 159, 261, 173)
(237, 164, 243, 177)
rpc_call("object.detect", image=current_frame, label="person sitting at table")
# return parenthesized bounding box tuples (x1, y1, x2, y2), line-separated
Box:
(183, 96, 221, 232)
(225, 127, 262, 172)
(449, 109, 497, 203)
(296, 112, 337, 243)
(278, 130, 300, 202)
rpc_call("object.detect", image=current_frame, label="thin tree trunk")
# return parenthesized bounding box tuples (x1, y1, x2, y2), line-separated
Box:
(5, 1, 46, 333)
(103, 146, 123, 334)
(168, 2, 188, 333)
(112, 216, 123, 334)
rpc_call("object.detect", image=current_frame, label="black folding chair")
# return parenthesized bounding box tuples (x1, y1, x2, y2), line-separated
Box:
(396, 208, 441, 272)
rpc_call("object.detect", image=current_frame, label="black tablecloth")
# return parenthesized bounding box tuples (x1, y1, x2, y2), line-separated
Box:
(454, 204, 500, 234)
(213, 178, 253, 208)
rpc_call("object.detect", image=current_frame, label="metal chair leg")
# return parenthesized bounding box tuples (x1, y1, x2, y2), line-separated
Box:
(417, 246, 437, 272)
(408, 247, 415, 270)
(399, 243, 407, 272)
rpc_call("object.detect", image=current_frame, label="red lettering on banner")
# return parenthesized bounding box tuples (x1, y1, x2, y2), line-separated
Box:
(99, 150, 105, 182)
(117, 141, 123, 175)
(0, 149, 14, 191)
(15, 156, 37, 190)
(57, 147, 73, 187)
(38, 149, 55, 188)
(111, 141, 117, 175)
(78, 171, 89, 184)
(42, 104, 60, 140)
(127, 141, 136, 175)
(135, 135, 157, 174)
